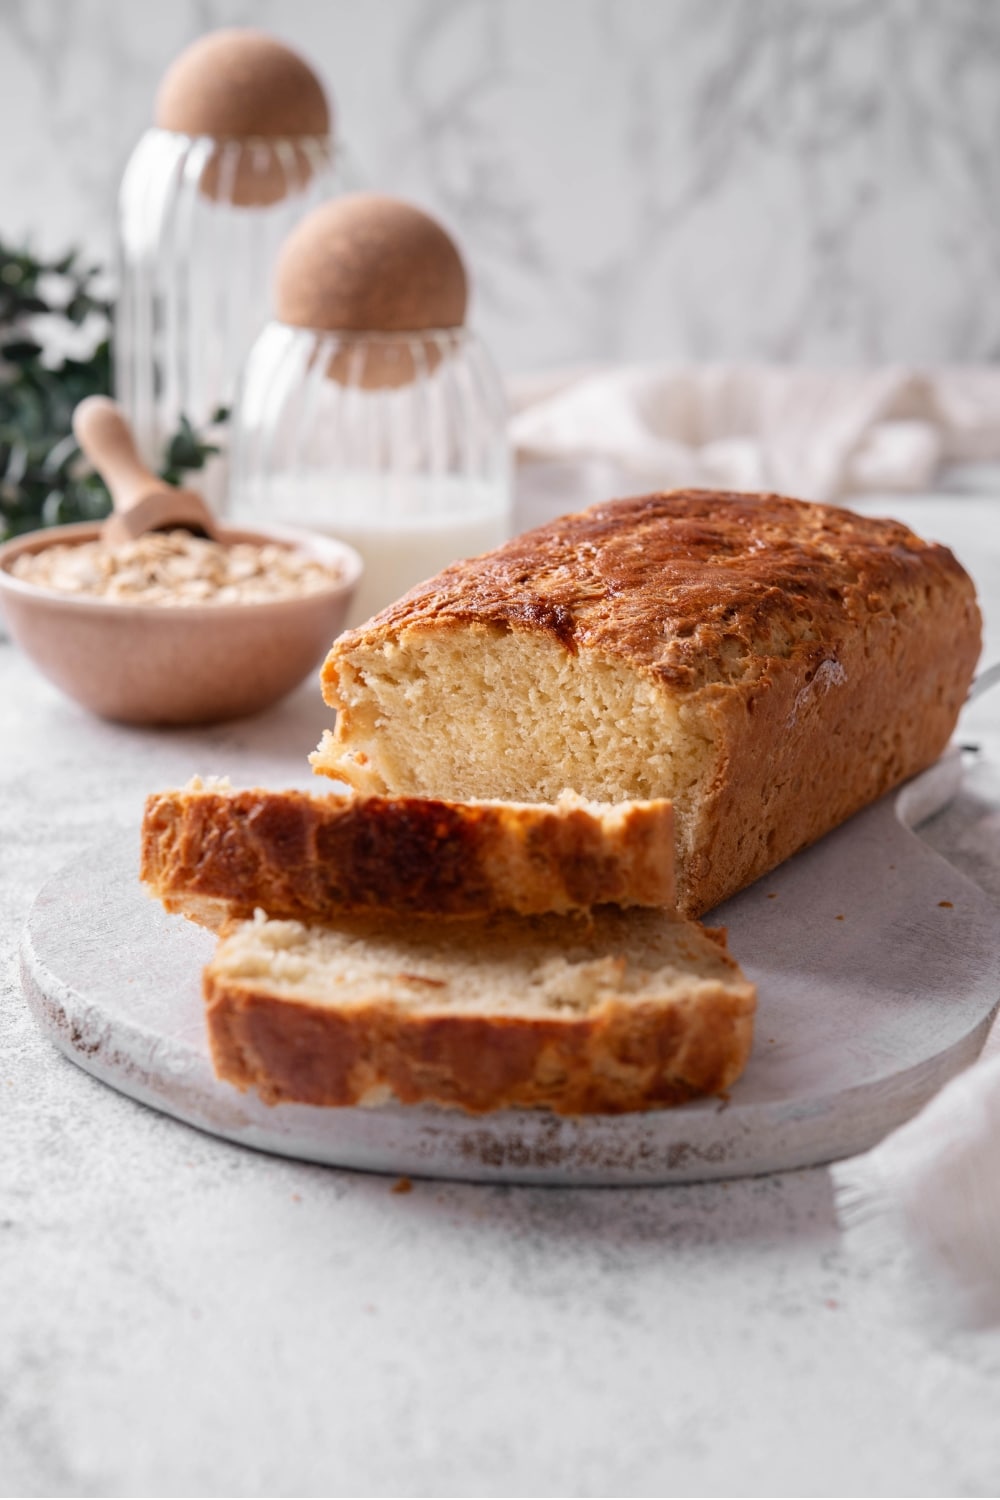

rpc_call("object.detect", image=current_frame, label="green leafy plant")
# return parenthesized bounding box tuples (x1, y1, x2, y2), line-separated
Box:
(0, 239, 226, 543)
(161, 407, 229, 488)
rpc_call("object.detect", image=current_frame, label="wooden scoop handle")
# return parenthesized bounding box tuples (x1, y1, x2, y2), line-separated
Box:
(73, 396, 217, 543)
(73, 397, 162, 510)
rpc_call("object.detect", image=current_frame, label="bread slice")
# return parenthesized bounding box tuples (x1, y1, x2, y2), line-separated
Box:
(203, 906, 756, 1114)
(311, 489, 981, 916)
(142, 779, 675, 929)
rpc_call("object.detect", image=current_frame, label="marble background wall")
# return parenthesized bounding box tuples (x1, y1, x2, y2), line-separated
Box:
(1, 0, 999, 373)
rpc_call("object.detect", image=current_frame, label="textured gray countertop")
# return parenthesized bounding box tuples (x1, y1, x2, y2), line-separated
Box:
(2, 491, 1000, 1498)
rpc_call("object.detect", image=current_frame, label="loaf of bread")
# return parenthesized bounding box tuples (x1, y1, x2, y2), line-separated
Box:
(312, 490, 981, 915)
(203, 906, 756, 1113)
(141, 780, 675, 927)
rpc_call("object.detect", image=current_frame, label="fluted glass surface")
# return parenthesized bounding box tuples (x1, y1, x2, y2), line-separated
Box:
(230, 324, 511, 626)
(115, 128, 336, 499)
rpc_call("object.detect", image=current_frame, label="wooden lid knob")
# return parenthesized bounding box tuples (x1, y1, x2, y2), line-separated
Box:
(274, 194, 468, 334)
(155, 28, 330, 141)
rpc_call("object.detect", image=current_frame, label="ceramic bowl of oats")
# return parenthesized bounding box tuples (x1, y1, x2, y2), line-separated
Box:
(0, 520, 362, 725)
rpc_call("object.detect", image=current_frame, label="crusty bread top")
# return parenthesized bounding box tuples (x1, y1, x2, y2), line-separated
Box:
(321, 490, 980, 697)
(142, 782, 675, 926)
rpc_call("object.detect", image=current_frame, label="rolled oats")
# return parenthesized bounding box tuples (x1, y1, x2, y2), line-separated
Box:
(9, 531, 344, 605)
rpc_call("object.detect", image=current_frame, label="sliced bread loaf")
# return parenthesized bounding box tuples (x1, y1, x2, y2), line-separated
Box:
(142, 780, 675, 928)
(203, 906, 756, 1114)
(312, 490, 981, 915)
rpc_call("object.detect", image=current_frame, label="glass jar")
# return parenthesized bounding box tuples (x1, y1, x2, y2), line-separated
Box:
(114, 128, 337, 501)
(230, 323, 511, 627)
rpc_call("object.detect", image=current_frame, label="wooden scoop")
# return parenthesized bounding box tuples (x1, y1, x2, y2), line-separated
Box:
(72, 397, 218, 548)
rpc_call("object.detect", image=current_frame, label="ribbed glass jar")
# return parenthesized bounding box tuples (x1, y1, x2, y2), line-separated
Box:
(230, 323, 511, 627)
(114, 128, 336, 501)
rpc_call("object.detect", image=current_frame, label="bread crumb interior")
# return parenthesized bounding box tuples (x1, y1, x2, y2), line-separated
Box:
(313, 628, 715, 872)
(213, 907, 739, 1018)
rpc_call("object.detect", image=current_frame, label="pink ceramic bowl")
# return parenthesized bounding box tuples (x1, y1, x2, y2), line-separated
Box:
(0, 521, 362, 726)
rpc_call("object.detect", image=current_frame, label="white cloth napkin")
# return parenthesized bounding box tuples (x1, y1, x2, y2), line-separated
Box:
(831, 1030, 1000, 1329)
(509, 363, 1000, 502)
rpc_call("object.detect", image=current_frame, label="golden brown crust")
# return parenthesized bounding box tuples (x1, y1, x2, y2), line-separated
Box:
(318, 490, 982, 915)
(672, 587, 972, 912)
(325, 490, 976, 691)
(205, 986, 754, 1114)
(141, 786, 675, 927)
(203, 919, 755, 1115)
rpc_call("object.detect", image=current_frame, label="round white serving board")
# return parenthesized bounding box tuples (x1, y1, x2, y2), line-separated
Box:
(20, 753, 1000, 1186)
